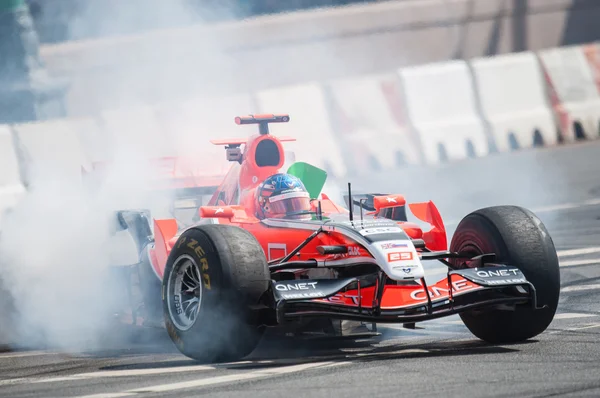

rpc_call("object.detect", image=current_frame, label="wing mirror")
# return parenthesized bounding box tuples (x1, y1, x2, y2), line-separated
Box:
(199, 206, 235, 219)
(373, 194, 406, 211)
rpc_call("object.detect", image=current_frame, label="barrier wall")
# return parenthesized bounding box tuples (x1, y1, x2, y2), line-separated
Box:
(39, 0, 600, 117)
(539, 44, 600, 142)
(255, 83, 347, 178)
(397, 60, 489, 164)
(326, 73, 420, 175)
(3, 42, 600, 222)
(470, 52, 558, 152)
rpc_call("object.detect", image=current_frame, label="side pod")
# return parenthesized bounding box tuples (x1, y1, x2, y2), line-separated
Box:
(408, 201, 447, 251)
(154, 219, 179, 278)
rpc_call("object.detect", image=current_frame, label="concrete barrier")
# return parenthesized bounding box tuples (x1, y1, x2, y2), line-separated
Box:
(397, 60, 489, 164)
(539, 44, 600, 141)
(326, 73, 421, 175)
(255, 83, 346, 178)
(470, 52, 558, 152)
(0, 125, 26, 226)
(39, 0, 600, 117)
(11, 119, 89, 185)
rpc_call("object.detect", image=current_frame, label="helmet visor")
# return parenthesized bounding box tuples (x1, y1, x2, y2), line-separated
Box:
(266, 191, 311, 218)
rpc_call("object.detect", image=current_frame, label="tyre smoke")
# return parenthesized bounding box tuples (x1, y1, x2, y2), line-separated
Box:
(0, 0, 227, 352)
(0, 149, 177, 351)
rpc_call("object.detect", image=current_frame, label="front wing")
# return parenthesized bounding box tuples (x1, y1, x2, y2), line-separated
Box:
(270, 265, 542, 324)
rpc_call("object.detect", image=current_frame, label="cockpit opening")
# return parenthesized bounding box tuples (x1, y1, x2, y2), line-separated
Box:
(255, 139, 281, 167)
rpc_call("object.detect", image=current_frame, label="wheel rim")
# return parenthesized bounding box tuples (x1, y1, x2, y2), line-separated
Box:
(167, 255, 203, 331)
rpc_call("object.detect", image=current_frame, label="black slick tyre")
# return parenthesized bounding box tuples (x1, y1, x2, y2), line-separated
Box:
(450, 205, 560, 343)
(162, 224, 270, 362)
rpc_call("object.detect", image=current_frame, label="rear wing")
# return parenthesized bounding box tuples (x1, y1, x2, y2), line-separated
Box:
(235, 114, 290, 135)
(210, 114, 296, 146)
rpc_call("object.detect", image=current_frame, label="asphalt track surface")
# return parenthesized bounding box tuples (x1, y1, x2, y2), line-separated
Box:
(3, 141, 600, 397)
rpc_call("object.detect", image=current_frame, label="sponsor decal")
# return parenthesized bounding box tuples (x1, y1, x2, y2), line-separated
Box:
(186, 239, 211, 289)
(410, 279, 473, 300)
(476, 269, 521, 278)
(275, 282, 318, 291)
(323, 293, 361, 305)
(380, 242, 408, 249)
(386, 197, 397, 203)
(340, 220, 399, 227)
(392, 265, 418, 274)
(165, 321, 184, 348)
(215, 208, 224, 214)
(333, 246, 361, 259)
(348, 246, 360, 256)
(360, 226, 403, 236)
(200, 258, 210, 289)
(485, 279, 527, 285)
(387, 251, 413, 262)
(174, 294, 182, 314)
(281, 292, 324, 299)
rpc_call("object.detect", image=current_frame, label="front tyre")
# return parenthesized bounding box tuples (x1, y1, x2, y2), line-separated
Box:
(162, 225, 270, 362)
(450, 205, 560, 343)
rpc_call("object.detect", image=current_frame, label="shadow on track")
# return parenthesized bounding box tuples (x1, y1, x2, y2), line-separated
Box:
(97, 330, 531, 372)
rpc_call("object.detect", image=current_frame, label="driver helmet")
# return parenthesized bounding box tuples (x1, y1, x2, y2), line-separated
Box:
(256, 173, 311, 220)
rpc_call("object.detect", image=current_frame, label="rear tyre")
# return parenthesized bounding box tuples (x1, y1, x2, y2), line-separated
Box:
(450, 205, 560, 343)
(162, 225, 270, 362)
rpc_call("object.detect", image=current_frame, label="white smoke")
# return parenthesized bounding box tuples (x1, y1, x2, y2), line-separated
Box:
(0, 145, 178, 351)
(0, 0, 227, 351)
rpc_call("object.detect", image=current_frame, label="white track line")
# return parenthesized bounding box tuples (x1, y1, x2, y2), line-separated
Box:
(0, 351, 59, 359)
(561, 284, 600, 293)
(563, 323, 600, 332)
(425, 251, 600, 275)
(560, 259, 600, 268)
(557, 247, 600, 257)
(445, 198, 600, 227)
(0, 365, 216, 387)
(553, 312, 598, 320)
(75, 361, 344, 398)
(532, 198, 600, 214)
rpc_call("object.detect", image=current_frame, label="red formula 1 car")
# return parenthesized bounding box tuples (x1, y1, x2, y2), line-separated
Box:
(115, 114, 560, 362)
